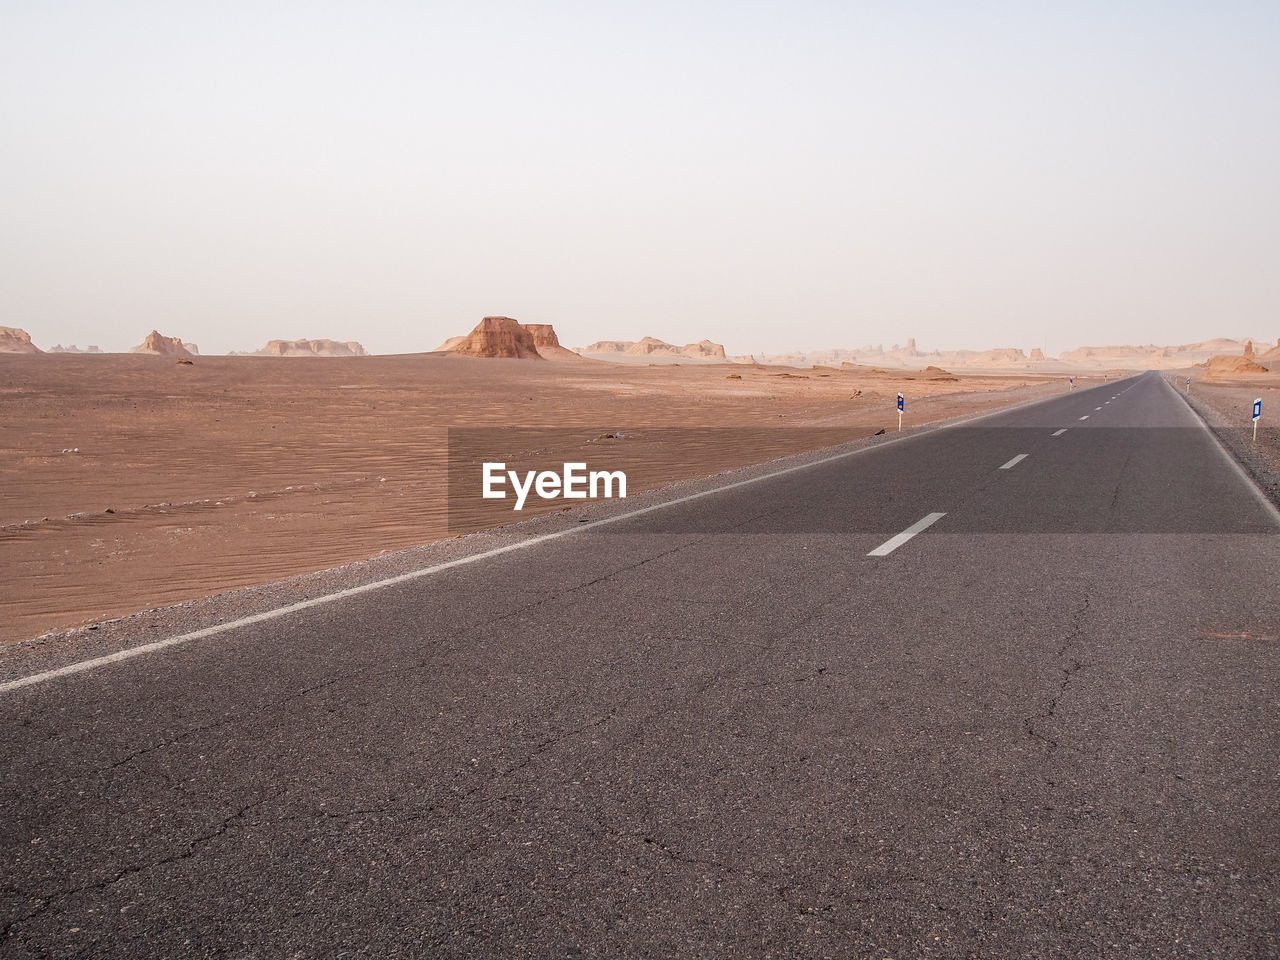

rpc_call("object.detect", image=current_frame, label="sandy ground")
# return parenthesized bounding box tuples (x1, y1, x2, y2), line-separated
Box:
(1, 353, 1071, 644)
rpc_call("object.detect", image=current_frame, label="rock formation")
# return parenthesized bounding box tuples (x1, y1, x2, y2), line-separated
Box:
(131, 331, 196, 357)
(521, 324, 586, 361)
(1057, 339, 1253, 370)
(254, 339, 367, 357)
(49, 344, 103, 353)
(0, 327, 42, 353)
(575, 337, 729, 361)
(963, 348, 1028, 366)
(437, 317, 544, 359)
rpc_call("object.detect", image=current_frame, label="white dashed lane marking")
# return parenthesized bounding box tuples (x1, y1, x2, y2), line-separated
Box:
(1051, 429, 1067, 437)
(999, 454, 1028, 470)
(867, 512, 947, 557)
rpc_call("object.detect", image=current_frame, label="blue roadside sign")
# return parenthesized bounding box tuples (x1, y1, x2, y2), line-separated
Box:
(897, 393, 904, 412)
(1255, 398, 1263, 421)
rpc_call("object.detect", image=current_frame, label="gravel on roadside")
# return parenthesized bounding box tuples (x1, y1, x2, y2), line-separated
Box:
(1173, 376, 1280, 510)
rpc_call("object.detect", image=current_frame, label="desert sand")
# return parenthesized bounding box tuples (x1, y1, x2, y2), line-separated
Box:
(0, 352, 1067, 643)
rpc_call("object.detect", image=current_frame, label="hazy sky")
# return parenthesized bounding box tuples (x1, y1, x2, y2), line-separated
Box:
(3, 2, 1278, 357)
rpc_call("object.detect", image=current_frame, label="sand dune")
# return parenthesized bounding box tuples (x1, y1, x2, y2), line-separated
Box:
(1205, 354, 1270, 378)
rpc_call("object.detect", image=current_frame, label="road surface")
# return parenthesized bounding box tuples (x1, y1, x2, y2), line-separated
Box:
(2, 371, 1278, 958)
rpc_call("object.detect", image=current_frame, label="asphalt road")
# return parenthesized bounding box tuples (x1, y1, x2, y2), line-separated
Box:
(2, 371, 1279, 958)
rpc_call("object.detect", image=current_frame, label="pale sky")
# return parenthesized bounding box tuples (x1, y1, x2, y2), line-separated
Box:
(2, 2, 1278, 357)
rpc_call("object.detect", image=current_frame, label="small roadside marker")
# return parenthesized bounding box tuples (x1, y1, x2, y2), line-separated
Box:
(897, 392, 904, 431)
(1254, 397, 1263, 442)
(999, 454, 1028, 470)
(1052, 428, 1067, 437)
(867, 512, 946, 557)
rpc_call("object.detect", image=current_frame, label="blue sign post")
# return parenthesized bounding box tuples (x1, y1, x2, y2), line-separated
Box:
(897, 392, 904, 432)
(1254, 397, 1263, 442)
(1186, 377, 1191, 394)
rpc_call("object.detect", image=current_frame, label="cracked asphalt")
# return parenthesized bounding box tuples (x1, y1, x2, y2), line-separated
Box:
(2, 371, 1279, 958)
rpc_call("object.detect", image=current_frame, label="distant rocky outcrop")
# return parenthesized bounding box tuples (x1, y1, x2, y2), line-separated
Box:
(968, 348, 1028, 365)
(0, 327, 42, 354)
(1258, 339, 1280, 364)
(1058, 339, 1254, 370)
(49, 344, 103, 354)
(757, 338, 1057, 370)
(253, 339, 367, 357)
(131, 331, 196, 357)
(575, 337, 729, 362)
(436, 317, 544, 359)
(434, 317, 594, 361)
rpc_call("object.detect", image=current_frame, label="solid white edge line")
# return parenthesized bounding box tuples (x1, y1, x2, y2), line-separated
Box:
(999, 454, 1028, 470)
(1162, 375, 1280, 527)
(1051, 429, 1067, 437)
(866, 512, 948, 557)
(0, 383, 1098, 695)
